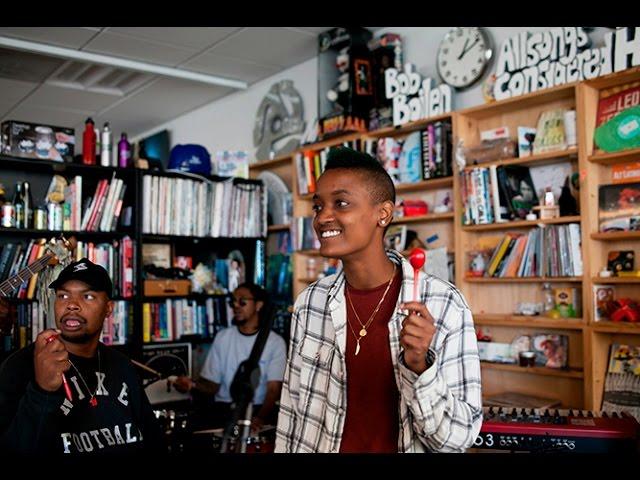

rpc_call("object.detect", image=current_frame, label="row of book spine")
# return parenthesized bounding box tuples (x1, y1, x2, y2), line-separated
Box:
(79, 174, 128, 232)
(99, 301, 130, 346)
(142, 175, 266, 238)
(74, 236, 135, 298)
(460, 166, 501, 225)
(142, 297, 230, 343)
(0, 302, 44, 353)
(482, 224, 583, 278)
(0, 300, 130, 353)
(295, 139, 363, 195)
(291, 217, 320, 251)
(0, 239, 50, 299)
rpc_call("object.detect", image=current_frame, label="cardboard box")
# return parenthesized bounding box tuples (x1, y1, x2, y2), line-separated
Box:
(144, 279, 191, 297)
(1, 120, 75, 162)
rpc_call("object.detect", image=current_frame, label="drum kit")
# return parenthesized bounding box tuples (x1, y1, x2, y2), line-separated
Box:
(153, 408, 276, 453)
(192, 425, 276, 453)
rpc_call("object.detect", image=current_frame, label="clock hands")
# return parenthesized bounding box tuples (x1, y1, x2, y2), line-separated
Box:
(457, 37, 480, 60)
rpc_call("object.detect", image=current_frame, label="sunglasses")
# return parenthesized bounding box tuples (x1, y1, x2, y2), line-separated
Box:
(228, 297, 256, 308)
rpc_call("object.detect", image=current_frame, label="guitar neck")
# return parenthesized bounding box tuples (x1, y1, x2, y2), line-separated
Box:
(0, 253, 54, 297)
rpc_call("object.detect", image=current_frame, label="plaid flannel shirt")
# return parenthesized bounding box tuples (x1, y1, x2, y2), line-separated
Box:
(275, 249, 483, 453)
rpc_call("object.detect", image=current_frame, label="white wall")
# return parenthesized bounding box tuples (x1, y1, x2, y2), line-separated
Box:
(136, 27, 610, 159)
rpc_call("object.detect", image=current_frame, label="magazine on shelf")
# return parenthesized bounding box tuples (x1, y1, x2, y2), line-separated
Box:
(598, 182, 640, 232)
(601, 344, 640, 422)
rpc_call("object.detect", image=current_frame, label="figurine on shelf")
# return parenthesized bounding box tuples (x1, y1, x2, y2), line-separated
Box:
(326, 47, 350, 113)
(558, 175, 579, 216)
(191, 262, 214, 294)
(609, 298, 640, 323)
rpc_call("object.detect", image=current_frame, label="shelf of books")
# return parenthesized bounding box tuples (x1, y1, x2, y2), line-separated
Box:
(578, 66, 640, 411)
(454, 81, 587, 408)
(0, 159, 136, 358)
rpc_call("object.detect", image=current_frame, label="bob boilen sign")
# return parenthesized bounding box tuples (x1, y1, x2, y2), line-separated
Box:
(494, 27, 640, 101)
(385, 63, 452, 127)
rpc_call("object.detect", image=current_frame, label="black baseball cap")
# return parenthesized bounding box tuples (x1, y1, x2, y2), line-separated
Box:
(49, 258, 113, 298)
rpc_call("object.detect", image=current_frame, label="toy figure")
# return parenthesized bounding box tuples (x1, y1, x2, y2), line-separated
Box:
(326, 47, 350, 112)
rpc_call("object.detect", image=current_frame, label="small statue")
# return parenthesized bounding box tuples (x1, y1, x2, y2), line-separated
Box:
(191, 262, 214, 294)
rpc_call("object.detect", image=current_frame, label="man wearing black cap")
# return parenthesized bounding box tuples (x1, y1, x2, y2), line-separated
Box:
(0, 258, 164, 455)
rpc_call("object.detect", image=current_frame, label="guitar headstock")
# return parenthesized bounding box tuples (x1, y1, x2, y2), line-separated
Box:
(46, 235, 77, 266)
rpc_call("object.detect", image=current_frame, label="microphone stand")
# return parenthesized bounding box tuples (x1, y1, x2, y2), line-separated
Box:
(220, 311, 273, 453)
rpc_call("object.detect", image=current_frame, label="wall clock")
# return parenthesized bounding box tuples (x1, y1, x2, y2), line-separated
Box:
(436, 27, 493, 90)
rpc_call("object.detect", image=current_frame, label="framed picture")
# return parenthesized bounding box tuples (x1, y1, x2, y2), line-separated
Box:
(142, 243, 172, 269)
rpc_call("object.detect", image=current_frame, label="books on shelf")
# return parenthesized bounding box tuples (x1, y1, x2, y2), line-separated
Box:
(100, 300, 130, 346)
(142, 174, 266, 238)
(475, 223, 582, 278)
(291, 217, 319, 251)
(142, 297, 230, 342)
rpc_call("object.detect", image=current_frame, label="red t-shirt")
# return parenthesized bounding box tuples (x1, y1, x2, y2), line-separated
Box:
(339, 268, 402, 453)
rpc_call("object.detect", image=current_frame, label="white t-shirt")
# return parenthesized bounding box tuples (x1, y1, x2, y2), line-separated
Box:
(200, 326, 287, 404)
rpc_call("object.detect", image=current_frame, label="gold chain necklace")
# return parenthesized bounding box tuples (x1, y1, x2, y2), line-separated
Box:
(67, 349, 101, 408)
(345, 263, 396, 356)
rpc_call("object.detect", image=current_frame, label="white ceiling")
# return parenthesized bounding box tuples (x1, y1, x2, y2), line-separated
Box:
(0, 27, 381, 143)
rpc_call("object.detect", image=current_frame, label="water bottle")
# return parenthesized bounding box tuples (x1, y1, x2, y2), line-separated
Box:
(100, 122, 112, 167)
(118, 133, 131, 168)
(82, 118, 96, 165)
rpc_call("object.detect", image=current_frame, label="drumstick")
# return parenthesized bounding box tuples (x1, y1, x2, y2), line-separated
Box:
(46, 334, 73, 402)
(131, 359, 179, 384)
(131, 359, 163, 378)
(408, 248, 426, 302)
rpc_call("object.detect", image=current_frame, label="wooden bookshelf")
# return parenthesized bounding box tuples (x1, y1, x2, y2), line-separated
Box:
(463, 147, 578, 171)
(474, 314, 584, 330)
(362, 112, 453, 138)
(391, 212, 454, 225)
(590, 231, 640, 241)
(591, 321, 640, 334)
(579, 67, 640, 409)
(587, 147, 640, 165)
(287, 68, 640, 410)
(590, 276, 640, 284)
(480, 362, 584, 379)
(267, 224, 290, 233)
(465, 276, 582, 283)
(395, 176, 453, 193)
(455, 80, 587, 408)
(462, 215, 581, 232)
(248, 154, 292, 171)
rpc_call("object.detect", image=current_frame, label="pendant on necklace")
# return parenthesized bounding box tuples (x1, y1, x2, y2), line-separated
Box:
(355, 340, 360, 356)
(359, 328, 367, 337)
(89, 397, 98, 407)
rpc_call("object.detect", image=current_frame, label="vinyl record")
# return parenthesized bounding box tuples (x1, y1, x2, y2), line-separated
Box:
(258, 171, 290, 225)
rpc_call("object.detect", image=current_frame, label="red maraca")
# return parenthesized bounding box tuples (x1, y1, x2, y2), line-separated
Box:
(408, 248, 426, 302)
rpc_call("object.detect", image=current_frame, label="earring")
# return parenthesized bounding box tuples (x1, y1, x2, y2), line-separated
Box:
(380, 220, 386, 225)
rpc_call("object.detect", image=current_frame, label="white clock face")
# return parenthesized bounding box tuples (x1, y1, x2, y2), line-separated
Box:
(437, 27, 492, 89)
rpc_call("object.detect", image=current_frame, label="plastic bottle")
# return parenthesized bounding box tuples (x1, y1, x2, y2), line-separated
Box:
(82, 118, 97, 165)
(118, 133, 131, 168)
(100, 122, 112, 167)
(542, 282, 555, 314)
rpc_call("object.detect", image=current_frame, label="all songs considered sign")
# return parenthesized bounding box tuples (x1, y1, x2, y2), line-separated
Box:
(494, 27, 640, 101)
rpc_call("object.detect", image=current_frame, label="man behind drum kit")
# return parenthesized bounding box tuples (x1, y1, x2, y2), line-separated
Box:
(173, 282, 286, 436)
